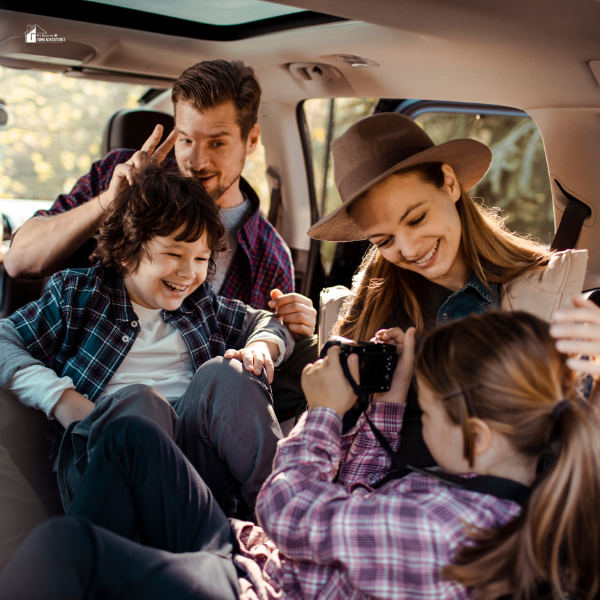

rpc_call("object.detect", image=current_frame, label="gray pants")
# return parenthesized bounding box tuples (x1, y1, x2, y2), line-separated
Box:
(62, 357, 283, 516)
(0, 389, 47, 574)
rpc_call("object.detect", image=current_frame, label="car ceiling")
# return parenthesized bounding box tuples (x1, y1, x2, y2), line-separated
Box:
(2, 0, 600, 108)
(2, 0, 600, 286)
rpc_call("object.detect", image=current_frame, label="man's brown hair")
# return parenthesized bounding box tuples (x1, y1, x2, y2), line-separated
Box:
(93, 163, 226, 277)
(172, 59, 261, 140)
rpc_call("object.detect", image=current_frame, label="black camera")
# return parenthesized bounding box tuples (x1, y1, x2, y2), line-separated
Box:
(320, 336, 399, 394)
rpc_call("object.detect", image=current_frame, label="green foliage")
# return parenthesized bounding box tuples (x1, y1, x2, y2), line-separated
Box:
(0, 67, 145, 200)
(304, 98, 378, 273)
(414, 112, 553, 244)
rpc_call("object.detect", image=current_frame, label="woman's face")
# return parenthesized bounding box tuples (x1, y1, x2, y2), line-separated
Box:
(350, 164, 469, 291)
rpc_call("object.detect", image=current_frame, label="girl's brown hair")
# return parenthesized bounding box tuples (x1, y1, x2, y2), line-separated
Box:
(333, 163, 551, 340)
(93, 163, 227, 277)
(415, 310, 600, 600)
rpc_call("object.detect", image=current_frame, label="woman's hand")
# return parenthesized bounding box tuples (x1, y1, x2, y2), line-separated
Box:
(371, 327, 416, 404)
(551, 295, 600, 376)
(224, 341, 278, 383)
(301, 346, 361, 418)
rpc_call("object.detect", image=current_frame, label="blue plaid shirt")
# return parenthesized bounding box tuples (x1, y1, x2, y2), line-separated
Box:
(33, 149, 295, 310)
(9, 264, 247, 463)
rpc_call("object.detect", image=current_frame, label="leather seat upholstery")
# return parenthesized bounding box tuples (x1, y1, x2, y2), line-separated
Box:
(102, 108, 175, 157)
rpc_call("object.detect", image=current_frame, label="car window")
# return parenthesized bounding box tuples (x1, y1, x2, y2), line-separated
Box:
(0, 66, 147, 227)
(241, 139, 269, 217)
(411, 107, 553, 245)
(303, 98, 377, 274)
(0, 66, 270, 226)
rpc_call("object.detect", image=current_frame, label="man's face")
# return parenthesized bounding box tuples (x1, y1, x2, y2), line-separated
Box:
(174, 100, 259, 202)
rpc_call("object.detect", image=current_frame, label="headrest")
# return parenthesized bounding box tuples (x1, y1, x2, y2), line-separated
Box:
(102, 108, 175, 157)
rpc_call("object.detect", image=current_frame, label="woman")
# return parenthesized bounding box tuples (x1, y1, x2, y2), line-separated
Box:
(308, 113, 587, 469)
(1, 302, 599, 599)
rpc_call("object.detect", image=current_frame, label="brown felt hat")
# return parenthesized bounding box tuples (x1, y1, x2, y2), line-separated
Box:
(307, 113, 492, 242)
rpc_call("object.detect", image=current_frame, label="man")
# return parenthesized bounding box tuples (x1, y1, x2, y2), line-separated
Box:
(0, 59, 317, 571)
(5, 60, 314, 327)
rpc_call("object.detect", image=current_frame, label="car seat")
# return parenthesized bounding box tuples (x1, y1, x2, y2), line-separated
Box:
(102, 108, 174, 157)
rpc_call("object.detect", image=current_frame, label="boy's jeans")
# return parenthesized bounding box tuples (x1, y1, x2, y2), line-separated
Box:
(57, 356, 283, 517)
(0, 416, 241, 600)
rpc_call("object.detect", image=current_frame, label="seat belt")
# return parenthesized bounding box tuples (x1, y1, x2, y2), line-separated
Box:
(266, 166, 282, 227)
(550, 179, 591, 251)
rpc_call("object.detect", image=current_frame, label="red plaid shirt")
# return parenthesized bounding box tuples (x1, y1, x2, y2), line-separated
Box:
(239, 403, 523, 600)
(34, 149, 295, 310)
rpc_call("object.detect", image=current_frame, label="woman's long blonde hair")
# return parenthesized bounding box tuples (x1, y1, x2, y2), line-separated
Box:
(415, 311, 599, 599)
(333, 163, 551, 340)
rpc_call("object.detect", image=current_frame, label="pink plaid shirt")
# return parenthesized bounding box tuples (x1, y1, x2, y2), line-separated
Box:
(236, 403, 522, 600)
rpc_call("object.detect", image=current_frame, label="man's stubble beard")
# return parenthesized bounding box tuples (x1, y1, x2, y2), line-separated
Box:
(181, 154, 246, 201)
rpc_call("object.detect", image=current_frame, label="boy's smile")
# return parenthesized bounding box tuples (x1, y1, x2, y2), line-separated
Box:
(123, 230, 212, 311)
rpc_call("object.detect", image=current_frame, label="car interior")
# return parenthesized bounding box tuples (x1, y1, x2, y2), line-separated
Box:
(1, 0, 599, 340)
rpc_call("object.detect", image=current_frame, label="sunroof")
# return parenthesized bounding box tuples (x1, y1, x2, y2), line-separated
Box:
(83, 0, 306, 26)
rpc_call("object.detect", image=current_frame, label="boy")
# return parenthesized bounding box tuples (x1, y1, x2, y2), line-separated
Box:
(0, 164, 293, 520)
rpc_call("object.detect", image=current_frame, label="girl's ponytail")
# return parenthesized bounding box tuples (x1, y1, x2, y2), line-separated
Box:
(444, 396, 600, 599)
(417, 311, 600, 599)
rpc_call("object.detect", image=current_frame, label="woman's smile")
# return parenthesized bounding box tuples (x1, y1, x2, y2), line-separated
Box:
(412, 239, 440, 267)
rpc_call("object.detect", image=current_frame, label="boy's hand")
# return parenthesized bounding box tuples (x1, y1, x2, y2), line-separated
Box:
(551, 295, 600, 376)
(224, 341, 278, 383)
(52, 389, 95, 429)
(371, 327, 416, 404)
(99, 124, 179, 210)
(301, 346, 360, 418)
(268, 289, 317, 339)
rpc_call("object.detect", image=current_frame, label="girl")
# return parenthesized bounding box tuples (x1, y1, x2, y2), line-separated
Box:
(308, 112, 587, 470)
(2, 303, 598, 599)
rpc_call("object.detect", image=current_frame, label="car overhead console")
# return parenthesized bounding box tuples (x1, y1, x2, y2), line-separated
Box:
(288, 62, 343, 82)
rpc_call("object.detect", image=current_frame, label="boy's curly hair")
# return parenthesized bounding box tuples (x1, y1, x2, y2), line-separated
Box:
(93, 163, 226, 277)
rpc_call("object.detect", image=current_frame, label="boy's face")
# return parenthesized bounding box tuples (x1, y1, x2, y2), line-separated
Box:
(123, 230, 212, 311)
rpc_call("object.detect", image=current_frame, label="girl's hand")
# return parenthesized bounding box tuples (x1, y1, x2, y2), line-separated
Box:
(371, 327, 416, 404)
(551, 295, 600, 376)
(224, 341, 278, 383)
(301, 346, 360, 418)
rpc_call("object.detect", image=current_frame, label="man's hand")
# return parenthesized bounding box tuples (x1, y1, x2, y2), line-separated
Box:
(301, 346, 360, 418)
(371, 327, 416, 404)
(224, 340, 279, 383)
(551, 295, 600, 376)
(269, 289, 317, 339)
(99, 124, 179, 210)
(52, 389, 95, 429)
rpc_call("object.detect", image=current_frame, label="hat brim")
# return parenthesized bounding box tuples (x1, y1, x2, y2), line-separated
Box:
(307, 138, 492, 242)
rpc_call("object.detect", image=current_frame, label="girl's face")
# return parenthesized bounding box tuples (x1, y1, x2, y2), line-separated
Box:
(350, 165, 469, 291)
(123, 229, 211, 311)
(417, 376, 472, 474)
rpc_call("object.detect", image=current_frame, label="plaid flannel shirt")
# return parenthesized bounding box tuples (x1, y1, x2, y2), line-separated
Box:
(9, 264, 247, 465)
(251, 403, 523, 599)
(33, 149, 295, 310)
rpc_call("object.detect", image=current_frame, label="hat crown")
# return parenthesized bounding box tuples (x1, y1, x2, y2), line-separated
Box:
(332, 113, 435, 191)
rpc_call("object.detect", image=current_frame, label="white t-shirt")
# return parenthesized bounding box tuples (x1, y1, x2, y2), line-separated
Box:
(100, 301, 195, 401)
